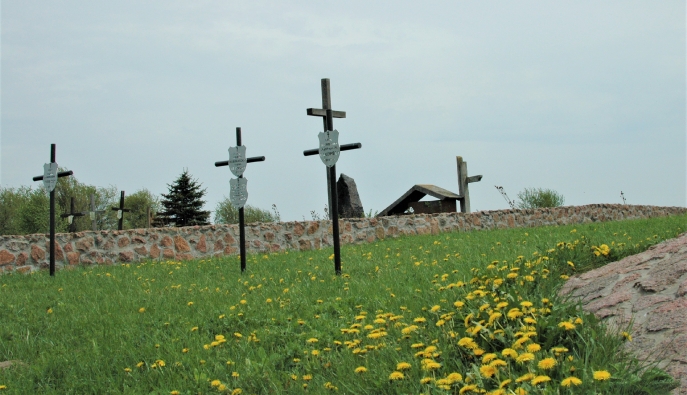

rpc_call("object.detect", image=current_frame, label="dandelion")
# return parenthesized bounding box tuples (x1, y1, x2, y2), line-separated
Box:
(447, 372, 463, 383)
(396, 362, 412, 371)
(454, 301, 465, 308)
(499, 379, 512, 388)
(187, 302, 194, 306)
(355, 366, 367, 373)
(459, 384, 478, 394)
(124, 367, 132, 372)
(232, 372, 240, 378)
(515, 373, 534, 383)
(593, 370, 611, 381)
(170, 391, 180, 395)
(389, 371, 405, 380)
(420, 377, 433, 384)
(306, 338, 318, 344)
(516, 353, 535, 364)
(138, 308, 145, 313)
(414, 317, 427, 323)
(421, 359, 442, 371)
(538, 357, 557, 370)
(558, 321, 576, 330)
(231, 389, 243, 395)
(531, 375, 551, 385)
(526, 343, 541, 353)
(302, 374, 313, 381)
(482, 353, 497, 364)
(479, 364, 497, 378)
(211, 380, 222, 387)
(411, 343, 425, 348)
(430, 305, 441, 312)
(502, 348, 518, 359)
(622, 331, 633, 341)
(561, 376, 582, 387)
(191, 326, 198, 332)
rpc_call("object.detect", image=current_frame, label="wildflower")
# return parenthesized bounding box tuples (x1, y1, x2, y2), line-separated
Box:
(420, 377, 433, 384)
(232, 372, 240, 378)
(479, 364, 497, 378)
(231, 389, 243, 395)
(389, 371, 405, 380)
(454, 301, 465, 308)
(435, 319, 446, 327)
(191, 326, 198, 332)
(138, 308, 145, 313)
(561, 376, 582, 387)
(421, 359, 442, 370)
(447, 372, 463, 383)
(490, 359, 507, 368)
(414, 317, 427, 323)
(531, 375, 551, 385)
(516, 353, 535, 364)
(411, 343, 425, 348)
(499, 379, 512, 388)
(234, 332, 242, 338)
(558, 321, 576, 330)
(501, 348, 518, 359)
(187, 302, 194, 306)
(482, 353, 497, 364)
(526, 343, 541, 353)
(355, 366, 367, 373)
(459, 384, 478, 394)
(123, 367, 132, 372)
(430, 305, 441, 312)
(311, 350, 320, 356)
(0, 386, 7, 390)
(211, 380, 222, 387)
(136, 361, 144, 368)
(306, 338, 318, 344)
(170, 391, 180, 395)
(520, 301, 533, 308)
(397, 362, 412, 371)
(302, 374, 313, 381)
(538, 357, 557, 370)
(593, 370, 611, 381)
(402, 325, 419, 335)
(622, 331, 633, 341)
(515, 373, 534, 383)
(458, 337, 477, 349)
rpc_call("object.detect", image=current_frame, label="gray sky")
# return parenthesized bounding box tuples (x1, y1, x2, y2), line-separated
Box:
(2, 1, 685, 222)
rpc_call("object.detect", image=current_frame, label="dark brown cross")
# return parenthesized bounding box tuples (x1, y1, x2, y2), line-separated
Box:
(61, 197, 85, 233)
(111, 191, 131, 230)
(303, 79, 361, 275)
(32, 144, 74, 276)
(307, 78, 347, 219)
(214, 127, 266, 273)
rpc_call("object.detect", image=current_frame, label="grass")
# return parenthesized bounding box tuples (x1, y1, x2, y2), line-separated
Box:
(1, 213, 685, 394)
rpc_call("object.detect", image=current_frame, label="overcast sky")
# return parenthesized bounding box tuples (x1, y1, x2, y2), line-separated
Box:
(2, 1, 685, 222)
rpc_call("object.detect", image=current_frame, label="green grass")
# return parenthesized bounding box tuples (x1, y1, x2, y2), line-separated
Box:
(1, 213, 685, 394)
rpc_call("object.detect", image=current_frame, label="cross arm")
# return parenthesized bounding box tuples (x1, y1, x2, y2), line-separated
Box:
(33, 170, 73, 181)
(466, 175, 483, 184)
(307, 108, 346, 118)
(61, 212, 86, 218)
(303, 143, 361, 156)
(214, 156, 266, 167)
(111, 207, 131, 212)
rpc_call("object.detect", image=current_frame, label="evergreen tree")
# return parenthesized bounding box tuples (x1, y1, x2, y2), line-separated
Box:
(157, 170, 210, 227)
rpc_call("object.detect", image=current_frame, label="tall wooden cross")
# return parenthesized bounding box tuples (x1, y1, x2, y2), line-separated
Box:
(456, 156, 483, 213)
(61, 197, 85, 233)
(307, 78, 347, 219)
(214, 127, 266, 272)
(304, 78, 361, 275)
(111, 191, 131, 230)
(32, 144, 74, 276)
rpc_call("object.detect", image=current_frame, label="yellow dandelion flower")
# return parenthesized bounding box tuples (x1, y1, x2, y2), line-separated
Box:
(459, 384, 478, 394)
(306, 338, 318, 344)
(499, 379, 512, 388)
(531, 375, 551, 385)
(526, 343, 541, 353)
(421, 360, 442, 371)
(479, 364, 497, 378)
(187, 302, 194, 306)
(593, 370, 611, 381)
(218, 384, 227, 391)
(355, 366, 367, 373)
(458, 337, 477, 349)
(138, 308, 145, 313)
(516, 353, 535, 364)
(502, 348, 518, 358)
(170, 391, 180, 395)
(430, 305, 441, 312)
(411, 343, 425, 348)
(558, 321, 576, 330)
(520, 301, 533, 308)
(396, 362, 412, 371)
(389, 371, 405, 380)
(420, 377, 433, 384)
(490, 359, 507, 367)
(446, 372, 463, 383)
(232, 372, 240, 378)
(561, 376, 582, 387)
(302, 374, 312, 381)
(454, 301, 465, 308)
(538, 357, 557, 370)
(211, 380, 222, 387)
(622, 331, 633, 341)
(191, 326, 198, 332)
(514, 388, 527, 395)
(482, 353, 497, 364)
(414, 317, 427, 323)
(515, 373, 534, 383)
(231, 389, 242, 395)
(574, 317, 584, 325)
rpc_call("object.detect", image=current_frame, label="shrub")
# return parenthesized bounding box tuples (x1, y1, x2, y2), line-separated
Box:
(214, 198, 276, 224)
(516, 187, 565, 209)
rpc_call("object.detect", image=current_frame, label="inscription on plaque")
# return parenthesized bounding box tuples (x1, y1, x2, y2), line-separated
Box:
(43, 162, 58, 193)
(228, 146, 247, 177)
(230, 177, 248, 209)
(318, 130, 340, 167)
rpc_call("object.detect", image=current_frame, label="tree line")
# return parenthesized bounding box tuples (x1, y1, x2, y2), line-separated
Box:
(0, 169, 276, 236)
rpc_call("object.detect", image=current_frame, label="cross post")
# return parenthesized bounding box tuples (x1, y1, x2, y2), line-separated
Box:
(111, 191, 131, 231)
(307, 78, 347, 219)
(88, 194, 106, 231)
(304, 79, 361, 275)
(61, 196, 86, 232)
(214, 127, 266, 272)
(456, 156, 483, 213)
(32, 144, 74, 276)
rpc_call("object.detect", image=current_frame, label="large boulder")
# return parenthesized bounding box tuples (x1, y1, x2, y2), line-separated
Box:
(337, 174, 364, 218)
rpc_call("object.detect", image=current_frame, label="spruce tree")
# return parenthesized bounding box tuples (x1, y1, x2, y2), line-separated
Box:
(157, 169, 210, 227)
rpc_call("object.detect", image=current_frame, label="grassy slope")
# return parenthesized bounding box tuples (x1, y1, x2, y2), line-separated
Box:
(0, 213, 685, 394)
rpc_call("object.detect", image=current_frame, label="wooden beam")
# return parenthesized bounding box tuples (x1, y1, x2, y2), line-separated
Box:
(307, 108, 346, 118)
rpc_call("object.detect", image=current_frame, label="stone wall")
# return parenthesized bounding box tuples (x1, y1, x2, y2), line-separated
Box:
(1, 204, 685, 275)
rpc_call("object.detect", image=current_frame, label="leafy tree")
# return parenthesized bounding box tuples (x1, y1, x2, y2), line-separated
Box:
(516, 188, 565, 209)
(123, 189, 161, 229)
(157, 170, 210, 227)
(214, 198, 275, 225)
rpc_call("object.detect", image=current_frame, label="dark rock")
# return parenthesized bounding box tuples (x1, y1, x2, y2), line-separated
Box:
(337, 174, 364, 218)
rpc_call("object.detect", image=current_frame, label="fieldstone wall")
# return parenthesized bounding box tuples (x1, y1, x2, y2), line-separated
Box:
(1, 204, 685, 275)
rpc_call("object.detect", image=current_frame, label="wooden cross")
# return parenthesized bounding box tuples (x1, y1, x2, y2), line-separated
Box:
(214, 127, 266, 272)
(32, 144, 74, 276)
(456, 156, 482, 213)
(111, 191, 131, 231)
(307, 78, 347, 219)
(304, 78, 361, 275)
(88, 193, 106, 231)
(61, 196, 85, 233)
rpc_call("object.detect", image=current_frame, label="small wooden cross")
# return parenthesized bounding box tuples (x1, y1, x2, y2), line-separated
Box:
(61, 196, 86, 232)
(88, 194, 106, 231)
(32, 144, 74, 276)
(111, 191, 131, 231)
(456, 156, 482, 213)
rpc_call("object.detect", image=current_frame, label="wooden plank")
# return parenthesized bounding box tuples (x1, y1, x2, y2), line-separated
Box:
(466, 175, 483, 184)
(307, 108, 346, 118)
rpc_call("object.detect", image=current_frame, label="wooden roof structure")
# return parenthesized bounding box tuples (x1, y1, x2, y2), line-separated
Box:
(377, 184, 461, 217)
